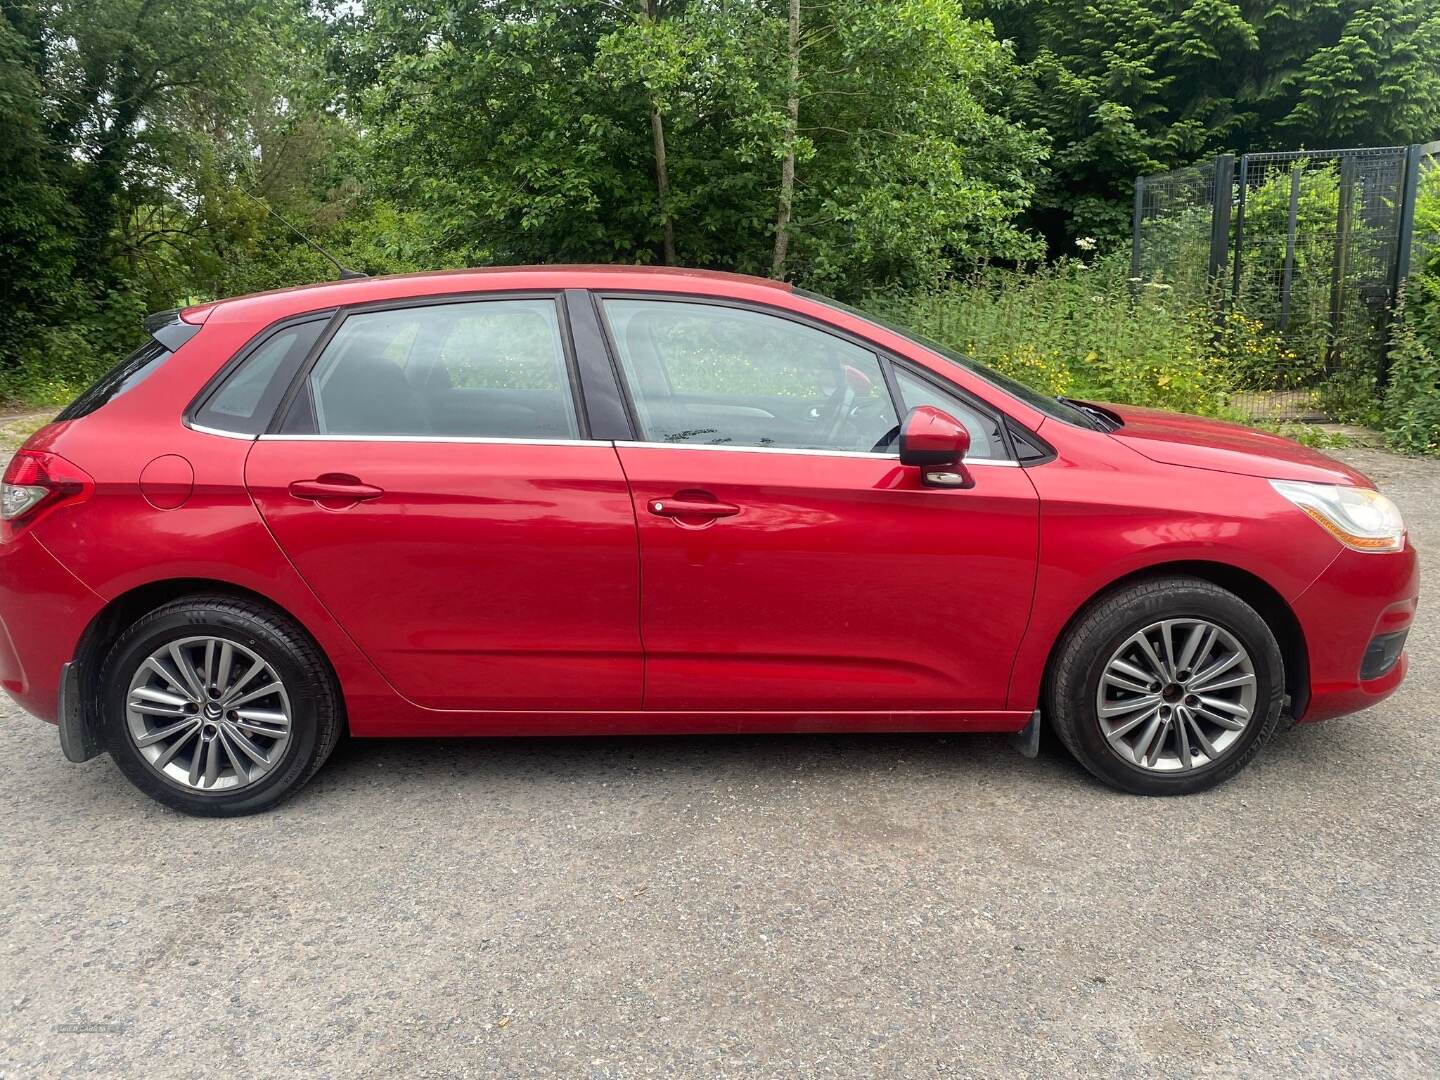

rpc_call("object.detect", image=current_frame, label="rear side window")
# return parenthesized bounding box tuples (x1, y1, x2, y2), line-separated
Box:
(192, 319, 326, 436)
(280, 299, 581, 439)
(56, 341, 172, 422)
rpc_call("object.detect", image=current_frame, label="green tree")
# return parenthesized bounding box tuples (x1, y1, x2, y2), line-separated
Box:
(0, 9, 77, 372)
(347, 0, 1043, 296)
(987, 0, 1440, 248)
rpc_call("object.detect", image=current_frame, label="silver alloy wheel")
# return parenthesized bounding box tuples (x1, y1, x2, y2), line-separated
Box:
(125, 636, 292, 793)
(1095, 618, 1257, 773)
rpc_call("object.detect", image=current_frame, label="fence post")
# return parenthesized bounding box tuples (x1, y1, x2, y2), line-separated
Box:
(1211, 154, 1235, 294)
(1279, 165, 1301, 331)
(1226, 153, 1249, 305)
(1327, 155, 1358, 373)
(1379, 143, 1425, 387)
(1130, 175, 1144, 284)
(1393, 143, 1424, 287)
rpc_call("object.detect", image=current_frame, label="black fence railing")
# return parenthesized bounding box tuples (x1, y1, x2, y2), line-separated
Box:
(1132, 141, 1440, 421)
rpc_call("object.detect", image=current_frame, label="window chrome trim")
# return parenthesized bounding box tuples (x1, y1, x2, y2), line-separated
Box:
(612, 440, 1021, 465)
(256, 434, 600, 447)
(188, 422, 259, 441)
(248, 434, 1021, 464)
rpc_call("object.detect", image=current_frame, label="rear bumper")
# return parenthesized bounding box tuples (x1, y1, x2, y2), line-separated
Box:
(1292, 543, 1420, 723)
(0, 533, 103, 723)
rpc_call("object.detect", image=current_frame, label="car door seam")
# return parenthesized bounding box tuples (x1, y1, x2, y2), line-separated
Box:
(610, 441, 649, 710)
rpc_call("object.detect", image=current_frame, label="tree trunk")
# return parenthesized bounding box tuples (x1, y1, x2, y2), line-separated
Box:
(771, 0, 800, 279)
(649, 102, 677, 265)
(641, 1, 677, 265)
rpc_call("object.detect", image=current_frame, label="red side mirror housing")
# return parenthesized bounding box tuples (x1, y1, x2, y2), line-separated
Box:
(898, 406, 974, 488)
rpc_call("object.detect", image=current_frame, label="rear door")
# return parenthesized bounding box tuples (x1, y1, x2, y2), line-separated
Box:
(597, 295, 1040, 715)
(244, 294, 642, 711)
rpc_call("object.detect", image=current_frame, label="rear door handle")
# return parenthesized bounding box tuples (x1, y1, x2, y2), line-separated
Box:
(648, 496, 740, 519)
(289, 474, 385, 503)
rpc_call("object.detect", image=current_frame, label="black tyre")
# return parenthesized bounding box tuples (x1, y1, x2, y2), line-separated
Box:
(1045, 576, 1285, 796)
(99, 596, 343, 816)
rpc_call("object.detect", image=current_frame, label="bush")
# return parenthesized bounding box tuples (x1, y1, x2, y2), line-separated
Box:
(1382, 267, 1440, 455)
(865, 253, 1298, 418)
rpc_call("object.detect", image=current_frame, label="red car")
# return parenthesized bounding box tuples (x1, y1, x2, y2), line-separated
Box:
(0, 267, 1417, 815)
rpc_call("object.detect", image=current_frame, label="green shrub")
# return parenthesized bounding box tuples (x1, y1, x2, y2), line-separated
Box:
(864, 253, 1294, 418)
(1381, 266, 1440, 455)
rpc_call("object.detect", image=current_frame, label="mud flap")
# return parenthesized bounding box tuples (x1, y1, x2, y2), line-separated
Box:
(1009, 709, 1042, 759)
(57, 662, 103, 763)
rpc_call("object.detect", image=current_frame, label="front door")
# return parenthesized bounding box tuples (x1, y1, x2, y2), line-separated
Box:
(598, 295, 1040, 715)
(245, 295, 642, 711)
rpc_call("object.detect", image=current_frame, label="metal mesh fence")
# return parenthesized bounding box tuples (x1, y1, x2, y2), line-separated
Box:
(1411, 141, 1440, 273)
(1132, 158, 1223, 302)
(1132, 142, 1435, 423)
(1233, 147, 1406, 420)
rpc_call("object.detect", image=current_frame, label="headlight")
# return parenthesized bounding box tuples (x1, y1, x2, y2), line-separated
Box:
(1269, 480, 1406, 553)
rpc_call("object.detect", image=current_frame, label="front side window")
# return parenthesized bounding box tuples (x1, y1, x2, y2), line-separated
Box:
(891, 368, 1005, 460)
(601, 298, 897, 452)
(798, 289, 1103, 431)
(282, 298, 580, 439)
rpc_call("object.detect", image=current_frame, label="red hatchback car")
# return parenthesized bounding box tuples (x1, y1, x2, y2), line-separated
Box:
(0, 267, 1418, 815)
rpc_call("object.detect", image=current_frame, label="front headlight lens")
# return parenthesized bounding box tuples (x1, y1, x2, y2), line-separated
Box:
(1270, 480, 1406, 553)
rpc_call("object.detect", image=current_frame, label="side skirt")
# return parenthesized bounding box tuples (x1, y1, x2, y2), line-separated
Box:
(344, 708, 1035, 739)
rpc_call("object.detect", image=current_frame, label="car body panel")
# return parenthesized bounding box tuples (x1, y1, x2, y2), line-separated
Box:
(0, 527, 103, 719)
(1101, 402, 1373, 485)
(244, 437, 644, 711)
(615, 444, 1040, 711)
(1290, 543, 1420, 722)
(1002, 417, 1370, 715)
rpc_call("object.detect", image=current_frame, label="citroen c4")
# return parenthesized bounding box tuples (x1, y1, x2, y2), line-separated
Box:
(0, 267, 1417, 814)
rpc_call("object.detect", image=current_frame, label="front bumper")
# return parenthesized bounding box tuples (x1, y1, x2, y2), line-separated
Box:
(0, 532, 104, 723)
(1291, 542, 1420, 723)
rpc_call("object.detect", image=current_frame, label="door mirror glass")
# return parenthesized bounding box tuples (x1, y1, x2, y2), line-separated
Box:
(899, 406, 974, 487)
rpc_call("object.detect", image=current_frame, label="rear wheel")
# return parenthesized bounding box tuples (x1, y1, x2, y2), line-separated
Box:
(100, 596, 343, 816)
(1045, 576, 1285, 795)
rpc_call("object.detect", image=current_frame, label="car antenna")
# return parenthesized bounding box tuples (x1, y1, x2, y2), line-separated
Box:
(240, 186, 368, 281)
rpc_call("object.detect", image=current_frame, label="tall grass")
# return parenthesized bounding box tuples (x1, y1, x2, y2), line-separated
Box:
(864, 254, 1303, 419)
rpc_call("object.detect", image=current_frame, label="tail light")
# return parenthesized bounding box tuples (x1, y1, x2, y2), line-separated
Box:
(2, 450, 93, 529)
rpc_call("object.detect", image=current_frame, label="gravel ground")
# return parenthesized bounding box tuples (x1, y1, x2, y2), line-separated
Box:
(1, 446, 1436, 1079)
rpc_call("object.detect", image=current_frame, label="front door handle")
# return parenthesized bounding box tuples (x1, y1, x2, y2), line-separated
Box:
(289, 474, 385, 503)
(648, 495, 740, 519)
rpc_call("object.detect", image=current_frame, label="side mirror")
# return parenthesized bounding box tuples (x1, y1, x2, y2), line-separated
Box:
(898, 405, 974, 488)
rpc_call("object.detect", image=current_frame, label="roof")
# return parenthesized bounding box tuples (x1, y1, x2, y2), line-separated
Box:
(182, 265, 794, 326)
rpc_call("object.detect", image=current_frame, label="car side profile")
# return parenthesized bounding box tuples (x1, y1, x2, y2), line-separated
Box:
(0, 267, 1418, 815)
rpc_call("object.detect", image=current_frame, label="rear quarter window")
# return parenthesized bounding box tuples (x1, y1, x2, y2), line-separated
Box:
(191, 318, 328, 435)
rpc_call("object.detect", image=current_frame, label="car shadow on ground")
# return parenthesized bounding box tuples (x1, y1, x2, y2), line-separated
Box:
(272, 708, 1382, 813)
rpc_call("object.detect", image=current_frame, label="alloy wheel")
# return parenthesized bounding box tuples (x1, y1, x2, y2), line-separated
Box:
(125, 636, 292, 792)
(1095, 618, 1257, 773)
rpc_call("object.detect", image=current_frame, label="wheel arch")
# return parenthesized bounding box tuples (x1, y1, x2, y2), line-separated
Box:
(1039, 560, 1309, 721)
(70, 578, 345, 738)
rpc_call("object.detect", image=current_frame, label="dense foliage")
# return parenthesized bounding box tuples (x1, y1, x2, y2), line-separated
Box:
(988, 0, 1440, 248)
(1383, 252, 1440, 453)
(868, 253, 1300, 420)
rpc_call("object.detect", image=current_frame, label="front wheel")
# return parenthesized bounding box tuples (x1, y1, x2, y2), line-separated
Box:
(99, 596, 343, 816)
(1045, 576, 1285, 796)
